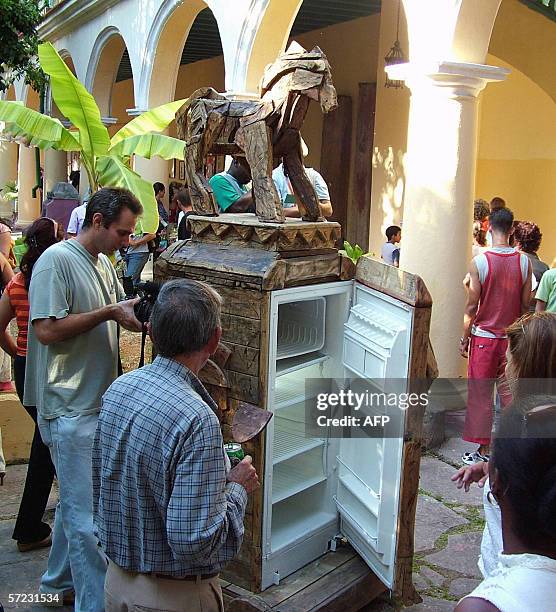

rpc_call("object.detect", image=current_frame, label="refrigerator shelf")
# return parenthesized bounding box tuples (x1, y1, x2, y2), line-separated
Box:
(273, 418, 324, 464)
(277, 298, 326, 360)
(272, 446, 326, 504)
(276, 352, 329, 378)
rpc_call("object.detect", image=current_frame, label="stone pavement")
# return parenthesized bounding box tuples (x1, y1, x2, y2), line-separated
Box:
(0, 437, 484, 611)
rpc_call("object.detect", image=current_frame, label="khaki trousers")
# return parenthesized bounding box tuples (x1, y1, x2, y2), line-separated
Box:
(105, 561, 224, 612)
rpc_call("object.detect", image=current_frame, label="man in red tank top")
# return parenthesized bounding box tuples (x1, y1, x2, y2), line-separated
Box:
(460, 208, 532, 464)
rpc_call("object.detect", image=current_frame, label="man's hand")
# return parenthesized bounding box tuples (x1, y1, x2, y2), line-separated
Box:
(112, 298, 142, 332)
(460, 337, 470, 358)
(451, 461, 489, 492)
(227, 455, 259, 494)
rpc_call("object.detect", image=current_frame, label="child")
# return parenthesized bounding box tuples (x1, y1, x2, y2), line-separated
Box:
(381, 225, 401, 268)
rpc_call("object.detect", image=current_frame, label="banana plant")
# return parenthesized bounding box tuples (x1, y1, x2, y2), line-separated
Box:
(0, 43, 187, 233)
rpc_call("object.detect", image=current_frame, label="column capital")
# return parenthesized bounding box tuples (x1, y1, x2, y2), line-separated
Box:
(386, 61, 510, 99)
(126, 107, 148, 117)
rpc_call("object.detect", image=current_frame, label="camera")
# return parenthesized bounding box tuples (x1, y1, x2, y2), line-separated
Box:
(122, 276, 161, 324)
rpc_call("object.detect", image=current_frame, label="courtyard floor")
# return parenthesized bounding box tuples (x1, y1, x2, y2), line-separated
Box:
(0, 436, 483, 611)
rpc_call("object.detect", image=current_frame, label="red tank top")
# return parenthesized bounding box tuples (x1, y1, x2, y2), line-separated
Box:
(474, 251, 523, 337)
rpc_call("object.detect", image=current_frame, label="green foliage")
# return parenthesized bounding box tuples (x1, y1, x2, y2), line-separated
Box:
(0, 43, 188, 233)
(0, 181, 18, 201)
(340, 240, 366, 264)
(0, 0, 47, 94)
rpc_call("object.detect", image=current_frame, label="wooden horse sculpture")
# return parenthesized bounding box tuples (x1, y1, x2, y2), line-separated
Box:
(175, 42, 337, 223)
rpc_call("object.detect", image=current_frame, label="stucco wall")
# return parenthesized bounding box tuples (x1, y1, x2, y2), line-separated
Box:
(477, 54, 556, 264)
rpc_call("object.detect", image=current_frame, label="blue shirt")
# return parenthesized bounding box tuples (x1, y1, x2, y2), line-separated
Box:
(92, 356, 248, 575)
(272, 164, 330, 207)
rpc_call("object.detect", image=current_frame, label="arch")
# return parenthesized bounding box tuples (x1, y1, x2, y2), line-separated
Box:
(57, 49, 77, 75)
(140, 0, 211, 109)
(85, 27, 129, 116)
(401, 0, 501, 66)
(243, 0, 302, 93)
(489, 0, 556, 104)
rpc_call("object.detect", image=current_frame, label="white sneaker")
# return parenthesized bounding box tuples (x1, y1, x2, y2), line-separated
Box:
(462, 450, 490, 465)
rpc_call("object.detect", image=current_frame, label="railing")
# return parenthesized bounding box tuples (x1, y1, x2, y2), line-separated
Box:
(41, 0, 64, 16)
(520, 0, 556, 21)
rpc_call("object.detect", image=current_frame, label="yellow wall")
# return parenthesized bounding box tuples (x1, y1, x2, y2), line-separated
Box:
(109, 55, 224, 142)
(289, 14, 381, 216)
(477, 55, 556, 264)
(110, 78, 135, 137)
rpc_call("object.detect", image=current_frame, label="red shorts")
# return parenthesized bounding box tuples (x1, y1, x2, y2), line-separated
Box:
(464, 335, 512, 445)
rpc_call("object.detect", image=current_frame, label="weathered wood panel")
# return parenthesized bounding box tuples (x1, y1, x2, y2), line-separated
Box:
(349, 82, 376, 250)
(394, 295, 433, 605)
(221, 313, 261, 348)
(227, 370, 259, 405)
(223, 342, 260, 377)
(320, 94, 353, 236)
(283, 254, 341, 287)
(278, 556, 384, 612)
(356, 256, 433, 308)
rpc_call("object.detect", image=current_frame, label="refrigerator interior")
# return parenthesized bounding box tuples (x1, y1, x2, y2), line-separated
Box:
(262, 282, 352, 588)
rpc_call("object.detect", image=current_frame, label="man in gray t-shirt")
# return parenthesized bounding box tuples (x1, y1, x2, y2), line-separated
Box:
(25, 188, 143, 610)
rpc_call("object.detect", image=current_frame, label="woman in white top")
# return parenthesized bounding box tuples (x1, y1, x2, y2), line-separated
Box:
(455, 396, 556, 611)
(453, 312, 556, 580)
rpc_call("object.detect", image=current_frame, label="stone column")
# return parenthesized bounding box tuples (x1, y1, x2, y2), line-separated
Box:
(0, 139, 18, 219)
(387, 61, 508, 376)
(44, 148, 68, 195)
(79, 163, 91, 201)
(17, 144, 40, 225)
(134, 156, 170, 211)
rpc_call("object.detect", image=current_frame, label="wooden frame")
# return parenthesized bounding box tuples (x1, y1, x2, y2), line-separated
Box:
(155, 245, 434, 608)
(178, 160, 186, 181)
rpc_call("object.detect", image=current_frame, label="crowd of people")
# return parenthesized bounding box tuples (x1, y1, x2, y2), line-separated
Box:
(1, 181, 556, 611)
(0, 187, 258, 611)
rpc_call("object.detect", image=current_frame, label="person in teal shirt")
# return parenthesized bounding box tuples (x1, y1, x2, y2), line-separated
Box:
(208, 158, 255, 213)
(535, 268, 556, 313)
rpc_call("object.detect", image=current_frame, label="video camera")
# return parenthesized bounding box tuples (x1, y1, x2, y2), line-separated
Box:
(122, 276, 161, 325)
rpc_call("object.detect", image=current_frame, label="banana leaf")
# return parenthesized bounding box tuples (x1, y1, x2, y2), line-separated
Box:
(110, 99, 188, 146)
(38, 42, 111, 161)
(0, 100, 80, 150)
(96, 156, 159, 234)
(108, 133, 185, 160)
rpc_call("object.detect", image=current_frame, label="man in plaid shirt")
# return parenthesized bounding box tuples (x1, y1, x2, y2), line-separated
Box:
(93, 279, 259, 611)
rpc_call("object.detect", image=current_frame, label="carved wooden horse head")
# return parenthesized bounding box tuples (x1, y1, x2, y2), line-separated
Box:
(259, 41, 338, 115)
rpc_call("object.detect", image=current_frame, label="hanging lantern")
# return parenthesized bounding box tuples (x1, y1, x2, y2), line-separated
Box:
(384, 0, 407, 89)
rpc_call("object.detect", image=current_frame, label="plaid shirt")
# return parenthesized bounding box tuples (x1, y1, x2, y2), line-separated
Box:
(92, 356, 247, 576)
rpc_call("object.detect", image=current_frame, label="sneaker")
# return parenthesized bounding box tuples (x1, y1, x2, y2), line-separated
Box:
(17, 532, 52, 553)
(462, 450, 490, 465)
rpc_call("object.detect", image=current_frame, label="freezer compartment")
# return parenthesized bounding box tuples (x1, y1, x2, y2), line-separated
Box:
(276, 298, 326, 360)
